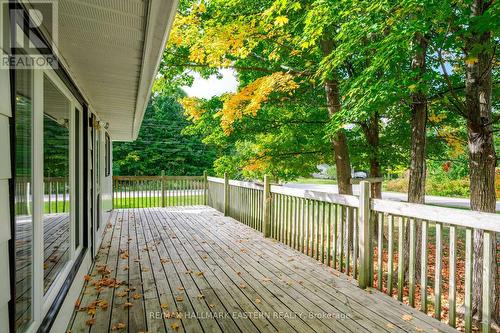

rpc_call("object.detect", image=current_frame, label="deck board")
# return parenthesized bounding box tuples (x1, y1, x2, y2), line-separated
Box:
(69, 207, 458, 333)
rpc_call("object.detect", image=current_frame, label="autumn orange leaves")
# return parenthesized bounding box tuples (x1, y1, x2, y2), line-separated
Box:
(181, 72, 299, 136)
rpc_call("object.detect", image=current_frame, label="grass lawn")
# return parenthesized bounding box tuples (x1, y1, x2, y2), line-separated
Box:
(288, 177, 337, 185)
(113, 195, 205, 208)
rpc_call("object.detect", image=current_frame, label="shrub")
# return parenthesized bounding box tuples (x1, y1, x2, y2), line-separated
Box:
(384, 176, 470, 198)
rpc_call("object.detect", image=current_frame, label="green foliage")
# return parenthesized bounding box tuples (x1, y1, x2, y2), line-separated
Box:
(153, 0, 497, 190)
(113, 94, 217, 176)
(385, 176, 470, 198)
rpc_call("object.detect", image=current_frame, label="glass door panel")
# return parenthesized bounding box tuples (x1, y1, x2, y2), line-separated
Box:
(43, 76, 71, 293)
(14, 68, 34, 332)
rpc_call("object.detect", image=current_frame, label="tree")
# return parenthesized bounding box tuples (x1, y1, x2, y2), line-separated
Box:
(461, 0, 498, 323)
(113, 93, 216, 176)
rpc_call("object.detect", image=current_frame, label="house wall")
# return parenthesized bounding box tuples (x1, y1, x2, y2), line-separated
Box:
(0, 11, 12, 332)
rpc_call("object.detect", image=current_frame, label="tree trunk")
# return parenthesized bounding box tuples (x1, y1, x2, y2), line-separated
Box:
(404, 33, 428, 286)
(464, 0, 498, 323)
(321, 40, 353, 196)
(407, 33, 428, 205)
(361, 112, 382, 199)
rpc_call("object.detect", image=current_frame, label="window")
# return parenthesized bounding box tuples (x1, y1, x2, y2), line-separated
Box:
(105, 132, 110, 177)
(14, 67, 34, 332)
(43, 75, 71, 294)
(75, 108, 81, 249)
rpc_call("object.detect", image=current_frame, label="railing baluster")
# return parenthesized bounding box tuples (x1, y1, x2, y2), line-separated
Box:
(288, 196, 292, 245)
(321, 202, 326, 264)
(339, 205, 345, 272)
(387, 215, 394, 296)
(332, 205, 338, 269)
(377, 213, 384, 291)
(55, 181, 59, 213)
(353, 208, 359, 278)
(316, 201, 321, 261)
(282, 195, 286, 242)
(482, 230, 492, 333)
(300, 198, 305, 253)
(346, 206, 351, 275)
(397, 216, 404, 301)
(293, 197, 299, 249)
(420, 220, 428, 313)
(464, 228, 473, 333)
(434, 222, 442, 320)
(447, 225, 456, 326)
(304, 199, 309, 255)
(409, 218, 416, 307)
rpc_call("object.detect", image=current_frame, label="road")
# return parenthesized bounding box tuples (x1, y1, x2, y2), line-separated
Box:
(284, 183, 500, 212)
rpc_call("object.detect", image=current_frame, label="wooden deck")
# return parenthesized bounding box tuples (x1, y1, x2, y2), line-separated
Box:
(68, 207, 457, 333)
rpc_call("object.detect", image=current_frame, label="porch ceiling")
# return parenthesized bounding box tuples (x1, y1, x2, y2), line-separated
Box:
(26, 0, 178, 141)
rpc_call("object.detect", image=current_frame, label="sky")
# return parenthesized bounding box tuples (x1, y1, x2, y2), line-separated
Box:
(182, 68, 239, 99)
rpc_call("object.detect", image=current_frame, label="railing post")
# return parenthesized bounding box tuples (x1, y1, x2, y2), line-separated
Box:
(203, 170, 208, 206)
(223, 172, 229, 216)
(160, 170, 165, 207)
(262, 175, 271, 237)
(358, 180, 371, 289)
(482, 230, 492, 333)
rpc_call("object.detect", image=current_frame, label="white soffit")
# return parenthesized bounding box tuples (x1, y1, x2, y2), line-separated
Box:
(28, 0, 178, 141)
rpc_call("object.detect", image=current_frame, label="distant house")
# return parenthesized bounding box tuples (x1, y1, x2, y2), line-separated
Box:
(0, 1, 178, 332)
(311, 164, 331, 179)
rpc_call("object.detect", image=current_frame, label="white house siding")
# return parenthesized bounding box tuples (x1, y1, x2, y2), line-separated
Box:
(0, 19, 12, 332)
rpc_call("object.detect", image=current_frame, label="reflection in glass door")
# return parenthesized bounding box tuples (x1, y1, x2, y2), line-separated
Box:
(14, 68, 34, 332)
(43, 76, 71, 293)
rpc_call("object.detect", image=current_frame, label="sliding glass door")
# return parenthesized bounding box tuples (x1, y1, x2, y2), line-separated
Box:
(13, 67, 84, 332)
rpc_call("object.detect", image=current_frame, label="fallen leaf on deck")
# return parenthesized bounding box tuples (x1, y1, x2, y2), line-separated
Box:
(208, 304, 215, 308)
(132, 293, 142, 299)
(386, 323, 395, 329)
(197, 294, 205, 299)
(124, 302, 133, 308)
(84, 275, 92, 281)
(111, 322, 126, 330)
(160, 303, 169, 309)
(98, 300, 109, 310)
(117, 291, 128, 297)
(74, 299, 81, 309)
(176, 296, 184, 302)
(402, 314, 413, 321)
(239, 284, 246, 289)
(255, 299, 261, 304)
(171, 322, 180, 330)
(85, 318, 96, 326)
